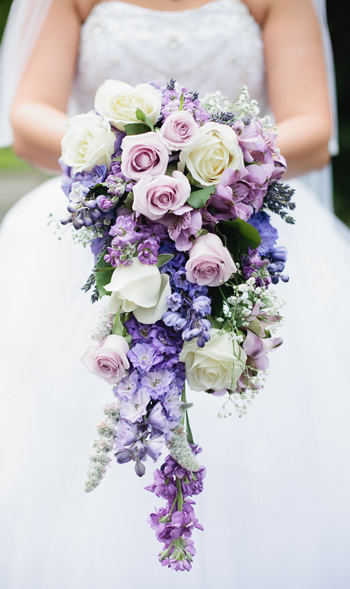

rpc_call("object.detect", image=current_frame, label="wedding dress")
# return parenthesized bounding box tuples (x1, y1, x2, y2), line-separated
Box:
(1, 2, 350, 588)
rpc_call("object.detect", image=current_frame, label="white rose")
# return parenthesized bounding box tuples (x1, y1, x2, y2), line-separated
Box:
(104, 259, 171, 324)
(179, 329, 247, 392)
(179, 122, 244, 186)
(61, 113, 115, 174)
(95, 80, 162, 131)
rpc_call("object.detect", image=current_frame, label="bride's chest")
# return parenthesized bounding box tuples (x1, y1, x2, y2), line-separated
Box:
(72, 0, 267, 113)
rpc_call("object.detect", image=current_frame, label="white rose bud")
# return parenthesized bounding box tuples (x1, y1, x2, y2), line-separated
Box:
(179, 329, 247, 392)
(95, 80, 162, 131)
(179, 122, 244, 186)
(61, 113, 115, 174)
(104, 258, 171, 324)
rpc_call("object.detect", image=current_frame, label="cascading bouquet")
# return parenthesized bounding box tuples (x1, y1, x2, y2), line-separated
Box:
(59, 79, 295, 571)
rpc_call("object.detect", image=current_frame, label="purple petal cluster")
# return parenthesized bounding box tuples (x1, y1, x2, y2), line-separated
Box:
(146, 448, 205, 571)
(161, 79, 210, 127)
(112, 317, 186, 476)
(247, 212, 289, 284)
(160, 245, 212, 347)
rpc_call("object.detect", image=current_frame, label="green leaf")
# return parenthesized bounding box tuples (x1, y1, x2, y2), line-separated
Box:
(156, 254, 174, 268)
(218, 218, 261, 259)
(187, 185, 215, 209)
(123, 191, 134, 210)
(136, 108, 155, 132)
(208, 283, 232, 316)
(94, 256, 114, 298)
(124, 122, 151, 135)
(179, 93, 184, 111)
(112, 310, 124, 336)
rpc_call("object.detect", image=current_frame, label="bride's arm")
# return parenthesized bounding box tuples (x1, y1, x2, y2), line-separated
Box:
(258, 0, 332, 178)
(10, 0, 87, 173)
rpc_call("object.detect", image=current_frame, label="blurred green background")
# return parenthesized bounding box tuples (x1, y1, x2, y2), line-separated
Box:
(0, 1, 349, 224)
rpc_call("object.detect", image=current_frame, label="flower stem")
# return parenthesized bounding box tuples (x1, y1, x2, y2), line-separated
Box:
(176, 477, 184, 511)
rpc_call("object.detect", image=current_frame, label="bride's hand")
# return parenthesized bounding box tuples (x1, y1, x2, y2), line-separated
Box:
(257, 0, 332, 177)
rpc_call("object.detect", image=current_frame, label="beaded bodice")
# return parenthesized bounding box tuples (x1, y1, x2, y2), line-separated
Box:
(71, 0, 267, 113)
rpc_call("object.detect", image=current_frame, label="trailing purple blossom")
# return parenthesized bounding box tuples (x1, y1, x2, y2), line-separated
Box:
(146, 445, 205, 571)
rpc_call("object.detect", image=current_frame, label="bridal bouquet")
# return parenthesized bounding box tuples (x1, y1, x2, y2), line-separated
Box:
(60, 79, 295, 571)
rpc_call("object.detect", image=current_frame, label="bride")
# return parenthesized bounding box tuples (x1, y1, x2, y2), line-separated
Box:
(1, 1, 350, 587)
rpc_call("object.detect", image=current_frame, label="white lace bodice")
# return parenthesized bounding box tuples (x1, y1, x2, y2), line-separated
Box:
(72, 0, 268, 113)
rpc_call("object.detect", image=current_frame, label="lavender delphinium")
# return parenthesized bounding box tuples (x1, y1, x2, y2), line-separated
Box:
(112, 316, 186, 476)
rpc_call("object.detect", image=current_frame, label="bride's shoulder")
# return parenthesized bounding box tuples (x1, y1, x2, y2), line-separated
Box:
(244, 0, 315, 27)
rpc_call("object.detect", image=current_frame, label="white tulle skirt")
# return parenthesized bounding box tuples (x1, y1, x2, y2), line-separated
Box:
(1, 176, 350, 589)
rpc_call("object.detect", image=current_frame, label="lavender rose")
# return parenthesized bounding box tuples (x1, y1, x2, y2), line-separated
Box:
(81, 334, 130, 384)
(185, 232, 237, 287)
(158, 110, 199, 150)
(121, 132, 169, 180)
(132, 170, 191, 220)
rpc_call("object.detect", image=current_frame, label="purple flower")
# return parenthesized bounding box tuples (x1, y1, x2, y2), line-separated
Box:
(147, 403, 170, 436)
(114, 370, 139, 400)
(248, 211, 278, 256)
(137, 237, 159, 265)
(166, 293, 183, 312)
(128, 343, 164, 372)
(96, 195, 116, 211)
(141, 370, 174, 399)
(167, 209, 202, 252)
(119, 387, 151, 422)
(109, 214, 138, 246)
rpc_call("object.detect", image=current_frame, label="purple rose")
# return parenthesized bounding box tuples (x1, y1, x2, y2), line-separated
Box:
(159, 110, 199, 151)
(132, 170, 191, 220)
(121, 132, 169, 180)
(185, 233, 237, 287)
(81, 334, 130, 384)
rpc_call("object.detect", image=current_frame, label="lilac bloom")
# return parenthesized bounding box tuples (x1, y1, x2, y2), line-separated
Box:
(114, 370, 139, 400)
(114, 419, 139, 450)
(144, 434, 166, 461)
(147, 403, 170, 436)
(128, 343, 164, 372)
(161, 386, 183, 422)
(137, 237, 159, 265)
(167, 210, 202, 252)
(109, 214, 138, 246)
(141, 370, 174, 399)
(119, 388, 151, 422)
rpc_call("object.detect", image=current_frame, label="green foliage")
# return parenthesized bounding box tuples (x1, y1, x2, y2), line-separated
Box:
(136, 108, 155, 131)
(156, 254, 174, 267)
(187, 185, 215, 209)
(124, 122, 150, 135)
(94, 256, 114, 298)
(217, 218, 261, 259)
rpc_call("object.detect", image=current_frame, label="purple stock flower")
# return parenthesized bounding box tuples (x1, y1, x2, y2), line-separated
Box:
(137, 237, 159, 265)
(109, 214, 138, 246)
